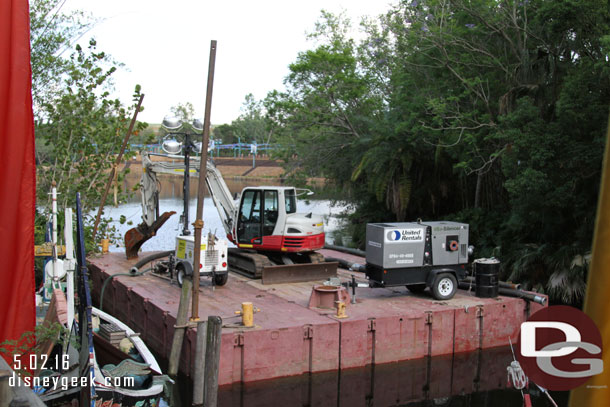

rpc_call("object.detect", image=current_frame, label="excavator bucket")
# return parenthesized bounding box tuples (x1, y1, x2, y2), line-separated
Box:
(124, 211, 176, 259)
(262, 262, 339, 285)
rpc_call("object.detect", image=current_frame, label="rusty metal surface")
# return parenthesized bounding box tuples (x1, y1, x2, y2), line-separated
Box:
(124, 211, 175, 259)
(88, 252, 546, 387)
(261, 262, 338, 285)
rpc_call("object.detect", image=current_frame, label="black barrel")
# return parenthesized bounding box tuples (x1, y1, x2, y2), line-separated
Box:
(474, 258, 500, 298)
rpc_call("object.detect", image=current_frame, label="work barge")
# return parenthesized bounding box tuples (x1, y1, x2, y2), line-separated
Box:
(88, 249, 545, 390)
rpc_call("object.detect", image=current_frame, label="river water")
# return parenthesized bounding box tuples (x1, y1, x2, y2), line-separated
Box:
(103, 176, 567, 407)
(101, 177, 349, 253)
(165, 346, 567, 407)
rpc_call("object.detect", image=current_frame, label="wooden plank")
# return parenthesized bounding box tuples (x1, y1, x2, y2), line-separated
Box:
(34, 244, 66, 257)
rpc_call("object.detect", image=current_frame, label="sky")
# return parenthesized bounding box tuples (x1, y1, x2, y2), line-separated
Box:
(63, 0, 393, 125)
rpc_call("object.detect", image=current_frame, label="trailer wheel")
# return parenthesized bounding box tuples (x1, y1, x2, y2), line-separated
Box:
(176, 261, 192, 287)
(214, 273, 228, 286)
(431, 273, 457, 300)
(406, 284, 427, 293)
(177, 267, 185, 287)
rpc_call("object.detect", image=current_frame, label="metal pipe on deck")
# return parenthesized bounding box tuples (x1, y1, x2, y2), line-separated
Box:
(458, 281, 546, 305)
(131, 250, 174, 272)
(324, 244, 366, 257)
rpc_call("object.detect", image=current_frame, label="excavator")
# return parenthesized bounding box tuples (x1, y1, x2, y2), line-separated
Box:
(125, 151, 336, 281)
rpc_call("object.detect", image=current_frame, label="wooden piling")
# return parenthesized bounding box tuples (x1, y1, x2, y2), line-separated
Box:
(168, 277, 193, 377)
(192, 320, 208, 407)
(203, 316, 222, 407)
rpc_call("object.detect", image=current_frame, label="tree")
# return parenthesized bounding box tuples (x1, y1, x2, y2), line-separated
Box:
(36, 40, 145, 213)
(31, 0, 147, 254)
(213, 123, 237, 144)
(265, 12, 384, 186)
(170, 102, 195, 122)
(264, 3, 610, 304)
(232, 93, 268, 145)
(30, 0, 96, 116)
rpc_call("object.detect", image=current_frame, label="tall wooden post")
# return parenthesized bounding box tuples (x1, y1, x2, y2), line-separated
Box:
(191, 40, 217, 321)
(203, 316, 222, 407)
(192, 320, 208, 406)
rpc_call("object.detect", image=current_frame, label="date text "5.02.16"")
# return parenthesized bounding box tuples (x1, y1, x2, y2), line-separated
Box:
(13, 354, 69, 371)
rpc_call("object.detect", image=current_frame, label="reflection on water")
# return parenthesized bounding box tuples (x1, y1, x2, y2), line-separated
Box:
(100, 177, 349, 253)
(165, 346, 566, 407)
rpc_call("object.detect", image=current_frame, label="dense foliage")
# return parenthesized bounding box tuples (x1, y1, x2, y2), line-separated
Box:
(265, 1, 610, 304)
(32, 0, 146, 257)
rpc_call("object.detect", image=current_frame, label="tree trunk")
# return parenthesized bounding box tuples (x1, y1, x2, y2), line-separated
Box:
(474, 172, 483, 209)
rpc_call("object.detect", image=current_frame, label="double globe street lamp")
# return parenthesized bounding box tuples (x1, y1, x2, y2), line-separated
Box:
(160, 116, 208, 236)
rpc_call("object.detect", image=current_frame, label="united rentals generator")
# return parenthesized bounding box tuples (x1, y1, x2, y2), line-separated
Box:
(365, 221, 473, 300)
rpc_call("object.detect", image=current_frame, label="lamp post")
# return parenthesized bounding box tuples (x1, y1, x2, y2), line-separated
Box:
(160, 117, 205, 236)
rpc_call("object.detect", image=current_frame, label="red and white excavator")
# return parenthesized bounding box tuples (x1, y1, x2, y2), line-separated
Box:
(125, 151, 335, 281)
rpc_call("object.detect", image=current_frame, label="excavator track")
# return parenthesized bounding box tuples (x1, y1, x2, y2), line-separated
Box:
(227, 248, 274, 279)
(228, 248, 338, 284)
(306, 252, 325, 264)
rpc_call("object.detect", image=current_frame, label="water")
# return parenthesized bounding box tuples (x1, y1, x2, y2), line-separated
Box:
(161, 346, 568, 407)
(99, 178, 350, 253)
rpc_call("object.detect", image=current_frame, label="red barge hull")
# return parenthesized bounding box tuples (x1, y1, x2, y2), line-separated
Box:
(88, 250, 545, 386)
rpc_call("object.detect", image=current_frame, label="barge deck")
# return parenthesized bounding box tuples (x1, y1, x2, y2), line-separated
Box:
(87, 250, 545, 386)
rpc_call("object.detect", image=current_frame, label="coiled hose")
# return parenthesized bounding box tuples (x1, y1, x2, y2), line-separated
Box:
(99, 250, 174, 312)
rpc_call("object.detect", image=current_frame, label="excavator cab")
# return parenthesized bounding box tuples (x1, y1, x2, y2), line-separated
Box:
(233, 187, 325, 253)
(237, 188, 282, 245)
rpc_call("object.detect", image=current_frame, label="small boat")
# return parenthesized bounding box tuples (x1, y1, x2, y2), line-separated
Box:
(36, 192, 169, 407)
(39, 304, 168, 407)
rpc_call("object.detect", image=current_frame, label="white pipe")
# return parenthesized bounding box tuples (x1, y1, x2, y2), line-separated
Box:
(52, 183, 58, 250)
(64, 208, 75, 330)
(51, 183, 59, 280)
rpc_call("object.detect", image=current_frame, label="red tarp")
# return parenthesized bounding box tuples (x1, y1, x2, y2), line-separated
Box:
(0, 0, 36, 360)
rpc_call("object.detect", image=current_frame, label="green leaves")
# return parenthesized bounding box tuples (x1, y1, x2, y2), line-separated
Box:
(260, 2, 610, 304)
(35, 38, 143, 252)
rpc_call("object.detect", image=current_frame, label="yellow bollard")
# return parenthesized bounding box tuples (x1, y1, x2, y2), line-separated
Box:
(241, 302, 254, 327)
(335, 301, 348, 319)
(234, 302, 260, 327)
(100, 238, 110, 254)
